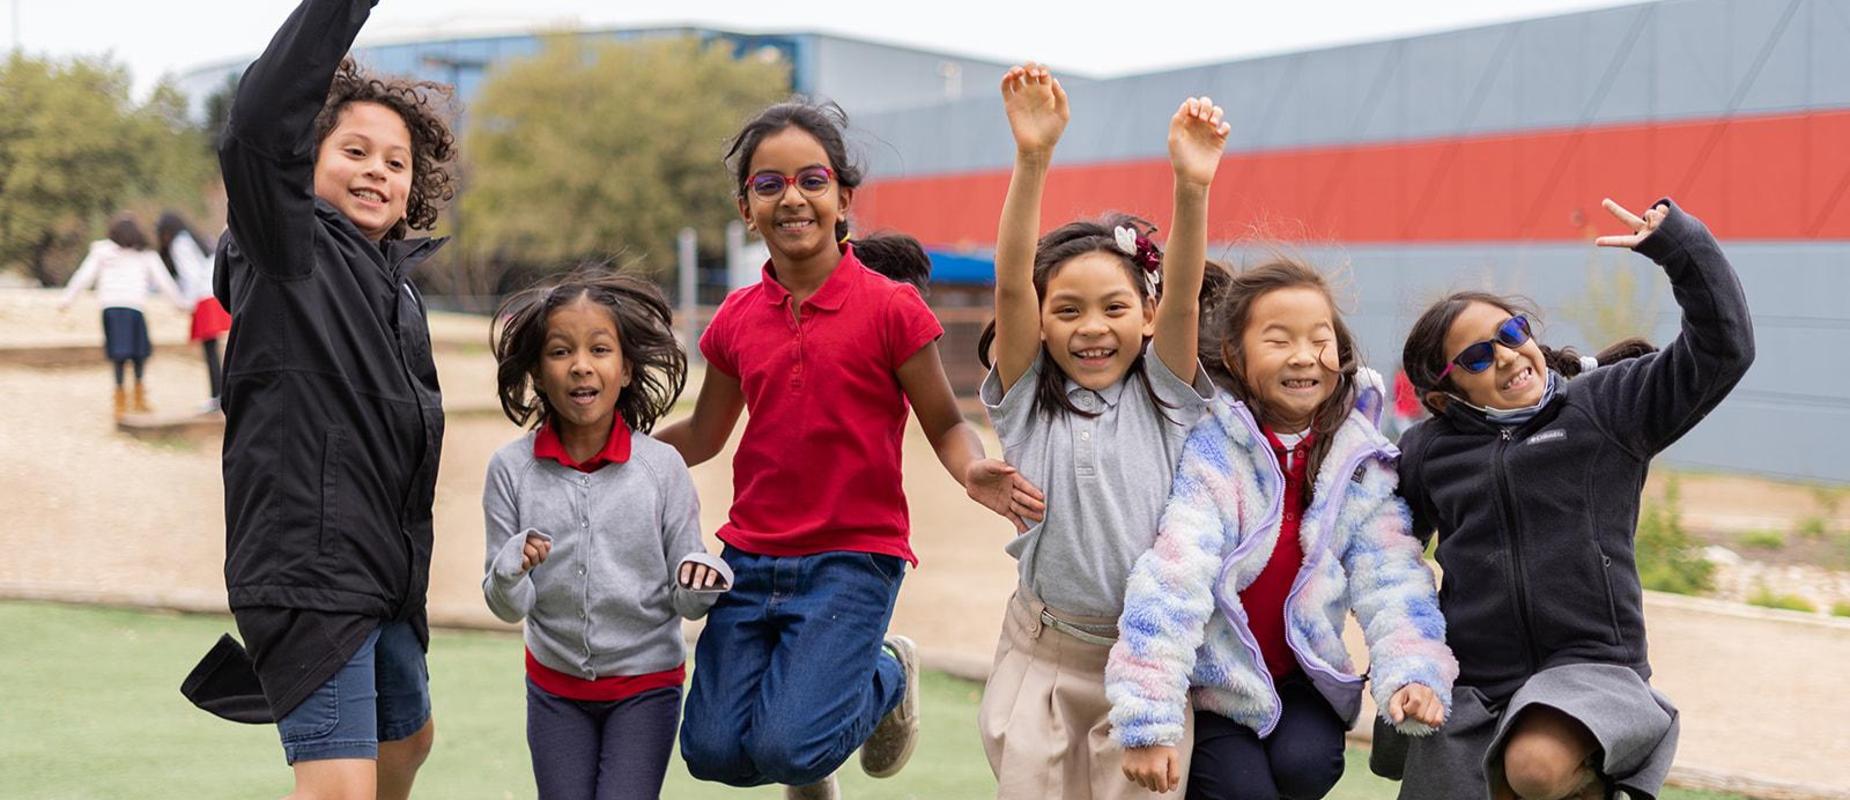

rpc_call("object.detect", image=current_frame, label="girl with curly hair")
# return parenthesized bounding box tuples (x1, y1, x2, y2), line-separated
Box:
(180, 2, 458, 798)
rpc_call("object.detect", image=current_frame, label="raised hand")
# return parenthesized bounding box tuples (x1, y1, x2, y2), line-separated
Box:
(1594, 198, 1667, 249)
(1001, 63, 1070, 157)
(1168, 96, 1230, 188)
(964, 458, 1047, 533)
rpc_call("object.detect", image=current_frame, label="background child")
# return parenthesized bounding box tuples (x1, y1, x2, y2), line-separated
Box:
(57, 213, 186, 417)
(654, 99, 1041, 800)
(155, 211, 230, 412)
(1105, 259, 1456, 800)
(1387, 198, 1754, 800)
(178, 1, 458, 797)
(973, 64, 1225, 800)
(483, 267, 729, 800)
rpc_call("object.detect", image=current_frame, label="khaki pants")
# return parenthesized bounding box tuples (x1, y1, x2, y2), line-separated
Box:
(980, 592, 1192, 800)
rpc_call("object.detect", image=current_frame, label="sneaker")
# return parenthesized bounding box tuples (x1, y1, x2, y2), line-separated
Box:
(784, 774, 839, 800)
(859, 634, 919, 778)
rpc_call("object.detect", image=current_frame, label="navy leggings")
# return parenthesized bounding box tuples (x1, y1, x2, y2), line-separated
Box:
(1186, 676, 1347, 800)
(526, 681, 680, 800)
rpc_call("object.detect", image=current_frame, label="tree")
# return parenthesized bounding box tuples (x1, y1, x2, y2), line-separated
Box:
(0, 53, 216, 285)
(454, 35, 787, 291)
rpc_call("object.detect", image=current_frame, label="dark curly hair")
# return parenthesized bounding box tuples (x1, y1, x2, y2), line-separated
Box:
(312, 58, 457, 240)
(493, 265, 688, 434)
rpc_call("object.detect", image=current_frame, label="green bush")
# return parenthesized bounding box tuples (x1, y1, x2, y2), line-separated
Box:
(1635, 477, 1715, 595)
(1741, 530, 1786, 549)
(1831, 602, 1850, 618)
(1795, 516, 1830, 541)
(1747, 586, 1816, 613)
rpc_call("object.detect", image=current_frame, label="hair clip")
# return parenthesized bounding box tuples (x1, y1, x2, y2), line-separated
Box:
(1113, 226, 1138, 257)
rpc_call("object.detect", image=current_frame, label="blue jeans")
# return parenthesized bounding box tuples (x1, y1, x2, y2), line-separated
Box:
(679, 547, 908, 787)
(275, 620, 430, 765)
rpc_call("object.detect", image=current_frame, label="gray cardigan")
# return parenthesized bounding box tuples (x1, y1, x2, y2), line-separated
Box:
(482, 429, 731, 680)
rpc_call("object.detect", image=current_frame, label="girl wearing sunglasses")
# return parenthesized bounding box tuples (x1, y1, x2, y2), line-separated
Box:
(1383, 198, 1754, 800)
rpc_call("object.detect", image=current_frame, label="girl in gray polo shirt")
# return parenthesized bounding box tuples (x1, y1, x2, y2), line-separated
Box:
(483, 268, 730, 800)
(974, 64, 1228, 800)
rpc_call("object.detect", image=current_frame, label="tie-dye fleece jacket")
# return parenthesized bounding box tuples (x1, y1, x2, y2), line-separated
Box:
(1104, 370, 1457, 747)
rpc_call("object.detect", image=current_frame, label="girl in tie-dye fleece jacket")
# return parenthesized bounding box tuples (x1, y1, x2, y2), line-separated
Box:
(1105, 259, 1457, 797)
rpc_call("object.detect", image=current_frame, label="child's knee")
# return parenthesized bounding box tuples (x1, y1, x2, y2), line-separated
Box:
(745, 731, 838, 787)
(1270, 746, 1345, 799)
(680, 730, 754, 785)
(1502, 738, 1588, 799)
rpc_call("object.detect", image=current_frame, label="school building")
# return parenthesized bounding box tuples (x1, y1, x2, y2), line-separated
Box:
(178, 0, 1846, 483)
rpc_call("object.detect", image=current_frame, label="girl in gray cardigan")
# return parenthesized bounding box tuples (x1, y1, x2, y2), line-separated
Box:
(484, 268, 729, 800)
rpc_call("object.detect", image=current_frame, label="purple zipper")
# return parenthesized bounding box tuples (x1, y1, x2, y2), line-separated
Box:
(1213, 402, 1286, 736)
(1280, 443, 1383, 691)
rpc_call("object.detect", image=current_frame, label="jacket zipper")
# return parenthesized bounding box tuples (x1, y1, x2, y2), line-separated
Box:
(1493, 427, 1540, 674)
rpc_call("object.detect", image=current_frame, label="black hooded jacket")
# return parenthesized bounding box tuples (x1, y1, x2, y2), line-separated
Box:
(1396, 200, 1753, 703)
(202, 0, 446, 719)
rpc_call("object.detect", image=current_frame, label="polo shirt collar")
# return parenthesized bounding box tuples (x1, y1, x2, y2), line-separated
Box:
(759, 242, 863, 312)
(533, 415, 632, 471)
(1064, 374, 1126, 409)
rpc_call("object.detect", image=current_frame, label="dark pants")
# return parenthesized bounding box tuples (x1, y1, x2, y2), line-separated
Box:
(527, 681, 681, 800)
(203, 337, 223, 399)
(679, 547, 907, 787)
(1187, 676, 1347, 800)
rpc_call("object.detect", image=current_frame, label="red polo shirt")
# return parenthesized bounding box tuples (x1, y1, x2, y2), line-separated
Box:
(698, 244, 943, 564)
(532, 415, 632, 472)
(1240, 427, 1315, 678)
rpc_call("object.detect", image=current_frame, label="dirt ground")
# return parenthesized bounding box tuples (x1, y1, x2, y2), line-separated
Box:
(4, 288, 1848, 793)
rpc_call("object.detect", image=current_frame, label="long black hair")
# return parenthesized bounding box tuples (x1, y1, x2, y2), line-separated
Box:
(850, 231, 932, 295)
(492, 266, 688, 433)
(1402, 290, 1657, 415)
(155, 211, 206, 278)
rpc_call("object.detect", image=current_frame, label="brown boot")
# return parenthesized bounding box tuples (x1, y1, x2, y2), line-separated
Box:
(113, 386, 128, 418)
(132, 383, 153, 414)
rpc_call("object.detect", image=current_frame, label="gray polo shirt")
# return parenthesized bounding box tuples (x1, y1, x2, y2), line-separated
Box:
(981, 348, 1214, 617)
(482, 429, 730, 680)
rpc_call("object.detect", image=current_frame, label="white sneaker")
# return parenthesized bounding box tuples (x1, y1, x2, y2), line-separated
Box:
(784, 774, 839, 800)
(859, 634, 920, 778)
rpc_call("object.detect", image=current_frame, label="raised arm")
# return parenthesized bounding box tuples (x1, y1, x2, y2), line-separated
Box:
(219, 0, 377, 278)
(56, 244, 105, 309)
(1583, 198, 1755, 457)
(1151, 98, 1229, 384)
(991, 64, 1069, 393)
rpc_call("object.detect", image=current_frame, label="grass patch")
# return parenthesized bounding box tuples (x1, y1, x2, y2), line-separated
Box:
(1795, 516, 1830, 542)
(1740, 530, 1786, 550)
(1636, 477, 1715, 595)
(1831, 602, 1850, 618)
(0, 601, 1746, 799)
(1747, 587, 1817, 614)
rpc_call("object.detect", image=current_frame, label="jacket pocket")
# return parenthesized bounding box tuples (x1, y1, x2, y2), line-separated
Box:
(1598, 548, 1622, 645)
(317, 428, 346, 558)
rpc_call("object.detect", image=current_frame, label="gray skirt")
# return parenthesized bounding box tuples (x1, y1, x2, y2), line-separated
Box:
(1373, 663, 1679, 799)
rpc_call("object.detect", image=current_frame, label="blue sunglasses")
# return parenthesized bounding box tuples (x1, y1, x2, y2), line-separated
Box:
(1439, 315, 1532, 379)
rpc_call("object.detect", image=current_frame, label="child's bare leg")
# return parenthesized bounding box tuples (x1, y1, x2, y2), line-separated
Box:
(1498, 706, 1599, 800)
(375, 718, 436, 800)
(285, 758, 374, 800)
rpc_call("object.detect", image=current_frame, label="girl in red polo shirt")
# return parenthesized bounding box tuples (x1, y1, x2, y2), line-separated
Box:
(483, 268, 731, 800)
(655, 99, 1043, 799)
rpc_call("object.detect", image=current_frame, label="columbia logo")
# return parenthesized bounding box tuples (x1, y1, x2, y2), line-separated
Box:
(1527, 430, 1567, 445)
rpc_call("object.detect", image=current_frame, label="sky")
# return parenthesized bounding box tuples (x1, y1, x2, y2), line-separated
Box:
(6, 0, 1649, 97)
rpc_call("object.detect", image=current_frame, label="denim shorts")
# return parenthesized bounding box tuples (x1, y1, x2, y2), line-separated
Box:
(276, 620, 431, 764)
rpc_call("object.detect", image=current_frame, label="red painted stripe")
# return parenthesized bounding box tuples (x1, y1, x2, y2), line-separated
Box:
(855, 110, 1850, 247)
